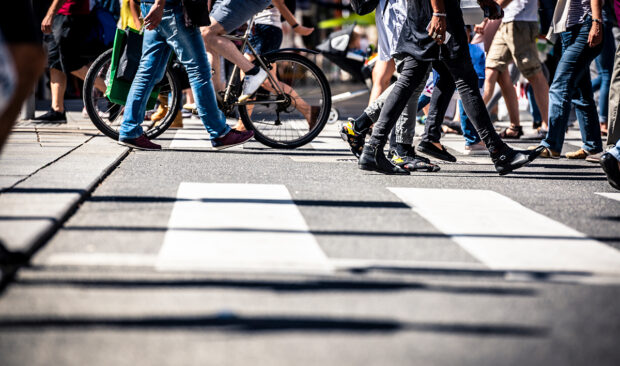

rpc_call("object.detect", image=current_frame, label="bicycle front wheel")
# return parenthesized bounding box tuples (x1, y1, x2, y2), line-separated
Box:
(83, 49, 181, 140)
(238, 52, 331, 149)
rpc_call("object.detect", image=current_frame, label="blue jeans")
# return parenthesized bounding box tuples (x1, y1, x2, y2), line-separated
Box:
(527, 84, 542, 123)
(119, 3, 229, 140)
(541, 19, 603, 153)
(459, 79, 484, 146)
(591, 22, 614, 123)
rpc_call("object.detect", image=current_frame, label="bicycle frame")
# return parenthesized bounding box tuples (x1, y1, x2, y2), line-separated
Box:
(219, 15, 291, 107)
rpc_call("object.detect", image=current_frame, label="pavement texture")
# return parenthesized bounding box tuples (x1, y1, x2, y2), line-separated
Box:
(0, 89, 619, 365)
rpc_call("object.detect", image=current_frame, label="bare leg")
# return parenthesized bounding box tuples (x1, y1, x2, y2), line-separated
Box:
(71, 66, 106, 93)
(201, 21, 255, 73)
(369, 59, 395, 104)
(50, 68, 66, 112)
(0, 44, 46, 154)
(206, 49, 225, 92)
(526, 70, 549, 130)
(496, 69, 520, 127)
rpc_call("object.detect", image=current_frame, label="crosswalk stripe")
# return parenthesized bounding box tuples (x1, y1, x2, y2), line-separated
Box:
(156, 183, 332, 273)
(388, 188, 620, 274)
(596, 192, 620, 202)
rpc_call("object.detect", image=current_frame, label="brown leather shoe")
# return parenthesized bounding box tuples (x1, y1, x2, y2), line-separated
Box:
(566, 148, 594, 159)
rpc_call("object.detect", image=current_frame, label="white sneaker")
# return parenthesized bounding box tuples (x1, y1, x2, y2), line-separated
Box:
(464, 142, 489, 155)
(238, 68, 268, 102)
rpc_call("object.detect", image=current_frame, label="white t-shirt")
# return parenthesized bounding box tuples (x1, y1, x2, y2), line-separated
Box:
(502, 0, 539, 22)
(376, 0, 408, 61)
(254, 6, 282, 28)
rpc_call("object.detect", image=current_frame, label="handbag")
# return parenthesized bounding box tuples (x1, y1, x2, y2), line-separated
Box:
(350, 0, 380, 15)
(116, 28, 143, 82)
(181, 0, 211, 28)
(106, 27, 159, 108)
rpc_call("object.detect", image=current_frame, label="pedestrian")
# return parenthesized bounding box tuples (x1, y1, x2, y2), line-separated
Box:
(340, 0, 440, 172)
(117, 0, 254, 150)
(36, 0, 109, 123)
(482, 0, 550, 140)
(532, 0, 604, 159)
(232, 2, 318, 131)
(0, 1, 46, 154)
(358, 0, 542, 175)
(201, 0, 301, 102)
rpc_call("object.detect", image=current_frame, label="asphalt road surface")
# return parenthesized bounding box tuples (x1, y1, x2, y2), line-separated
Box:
(1, 94, 619, 366)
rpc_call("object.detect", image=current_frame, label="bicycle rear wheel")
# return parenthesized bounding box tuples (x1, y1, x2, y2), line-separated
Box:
(83, 49, 181, 140)
(238, 52, 331, 149)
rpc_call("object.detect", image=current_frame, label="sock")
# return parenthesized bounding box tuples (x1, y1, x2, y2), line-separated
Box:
(245, 65, 260, 76)
(354, 113, 373, 132)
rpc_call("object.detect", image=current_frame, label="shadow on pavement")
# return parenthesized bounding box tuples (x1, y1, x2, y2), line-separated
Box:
(14, 277, 537, 296)
(0, 313, 549, 337)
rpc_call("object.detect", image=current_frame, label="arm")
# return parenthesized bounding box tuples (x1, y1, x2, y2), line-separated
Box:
(143, 0, 165, 30)
(41, 0, 67, 34)
(272, 0, 314, 36)
(130, 0, 142, 29)
(428, 0, 447, 45)
(588, 0, 603, 47)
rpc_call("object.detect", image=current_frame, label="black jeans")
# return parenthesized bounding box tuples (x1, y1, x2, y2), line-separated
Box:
(370, 54, 506, 153)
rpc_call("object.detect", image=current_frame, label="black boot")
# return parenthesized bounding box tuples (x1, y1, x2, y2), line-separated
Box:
(492, 145, 543, 175)
(359, 144, 410, 175)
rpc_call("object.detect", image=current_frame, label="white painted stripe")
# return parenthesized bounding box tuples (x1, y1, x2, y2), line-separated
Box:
(169, 119, 212, 149)
(45, 253, 158, 267)
(156, 183, 332, 273)
(389, 188, 620, 274)
(596, 192, 620, 203)
(168, 119, 245, 150)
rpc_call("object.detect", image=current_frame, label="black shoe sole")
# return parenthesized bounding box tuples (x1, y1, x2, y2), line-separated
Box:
(600, 156, 620, 190)
(416, 144, 457, 162)
(358, 163, 410, 175)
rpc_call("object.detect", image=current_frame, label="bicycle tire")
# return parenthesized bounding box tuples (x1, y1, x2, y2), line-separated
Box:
(238, 52, 331, 149)
(83, 49, 182, 141)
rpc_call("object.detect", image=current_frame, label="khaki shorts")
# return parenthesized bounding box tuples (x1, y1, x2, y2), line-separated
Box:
(486, 21, 542, 78)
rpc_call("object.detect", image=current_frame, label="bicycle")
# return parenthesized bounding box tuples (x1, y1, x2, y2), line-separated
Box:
(83, 15, 331, 149)
(83, 48, 182, 141)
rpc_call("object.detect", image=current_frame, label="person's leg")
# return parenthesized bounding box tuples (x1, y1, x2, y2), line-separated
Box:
(459, 100, 481, 145)
(496, 68, 521, 128)
(393, 64, 430, 148)
(201, 0, 270, 74)
(0, 44, 46, 153)
(508, 21, 549, 131)
(119, 6, 171, 141)
(607, 43, 620, 147)
(360, 56, 429, 174)
(423, 61, 455, 145)
(527, 84, 542, 127)
(71, 65, 106, 92)
(165, 6, 229, 139)
(368, 59, 395, 103)
(595, 23, 615, 132)
(443, 56, 506, 153)
(542, 22, 600, 153)
(49, 68, 67, 113)
(571, 53, 603, 154)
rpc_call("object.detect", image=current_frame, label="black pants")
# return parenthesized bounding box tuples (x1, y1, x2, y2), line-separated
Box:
(369, 54, 506, 153)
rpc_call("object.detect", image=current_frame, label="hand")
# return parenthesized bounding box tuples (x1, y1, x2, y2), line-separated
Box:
(41, 14, 54, 34)
(474, 19, 488, 35)
(588, 21, 603, 48)
(294, 25, 314, 36)
(428, 15, 447, 45)
(143, 2, 164, 30)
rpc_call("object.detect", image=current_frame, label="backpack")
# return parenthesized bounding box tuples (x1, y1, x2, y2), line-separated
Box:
(350, 0, 380, 15)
